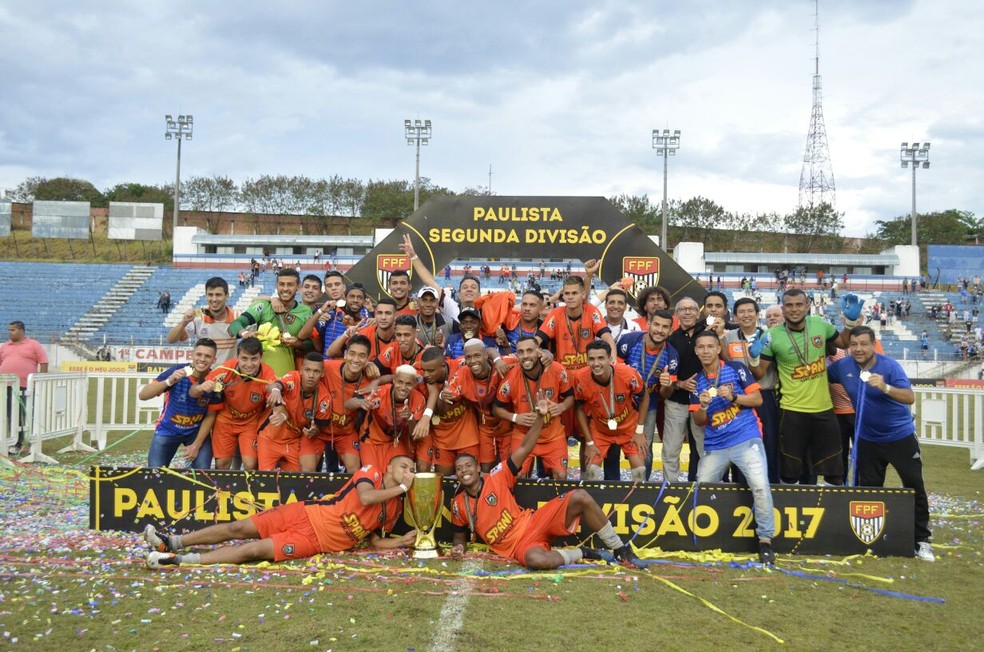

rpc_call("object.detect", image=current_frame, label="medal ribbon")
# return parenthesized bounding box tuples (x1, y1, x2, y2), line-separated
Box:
(784, 321, 812, 368)
(596, 366, 617, 423)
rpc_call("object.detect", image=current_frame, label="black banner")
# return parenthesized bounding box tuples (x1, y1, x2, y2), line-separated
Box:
(90, 467, 914, 557)
(344, 196, 707, 306)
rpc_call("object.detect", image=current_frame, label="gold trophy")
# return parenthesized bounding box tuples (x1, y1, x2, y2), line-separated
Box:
(404, 472, 443, 558)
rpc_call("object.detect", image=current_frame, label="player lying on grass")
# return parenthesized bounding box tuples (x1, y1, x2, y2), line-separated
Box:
(449, 392, 645, 570)
(144, 455, 417, 568)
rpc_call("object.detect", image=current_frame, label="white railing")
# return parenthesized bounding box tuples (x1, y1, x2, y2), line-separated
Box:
(1, 374, 23, 464)
(88, 372, 162, 450)
(913, 386, 984, 470)
(20, 372, 92, 464)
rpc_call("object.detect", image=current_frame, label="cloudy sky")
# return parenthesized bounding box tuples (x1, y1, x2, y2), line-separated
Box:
(1, 0, 980, 236)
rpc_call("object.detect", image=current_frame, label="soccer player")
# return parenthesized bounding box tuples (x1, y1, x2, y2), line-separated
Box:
(689, 331, 776, 565)
(748, 289, 861, 485)
(493, 336, 574, 479)
(140, 339, 217, 469)
(145, 455, 417, 567)
(228, 269, 313, 376)
(325, 297, 397, 360)
(617, 310, 679, 481)
(496, 289, 544, 354)
(375, 315, 427, 377)
(257, 353, 331, 472)
(449, 399, 644, 570)
(444, 307, 497, 360)
(166, 277, 238, 365)
(573, 341, 648, 482)
(722, 298, 781, 483)
(314, 334, 377, 473)
(418, 347, 480, 475)
(185, 337, 278, 470)
(448, 338, 512, 472)
(388, 269, 415, 315)
(357, 365, 426, 470)
(826, 326, 934, 561)
(299, 283, 371, 360)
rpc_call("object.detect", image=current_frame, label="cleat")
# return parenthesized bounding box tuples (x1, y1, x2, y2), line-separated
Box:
(758, 541, 776, 566)
(915, 541, 935, 562)
(146, 551, 180, 569)
(613, 545, 645, 569)
(143, 524, 171, 552)
(580, 546, 605, 561)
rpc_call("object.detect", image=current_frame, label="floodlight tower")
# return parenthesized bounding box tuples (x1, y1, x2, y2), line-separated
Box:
(798, 0, 835, 209)
(165, 114, 194, 238)
(900, 142, 931, 246)
(652, 128, 681, 250)
(405, 119, 432, 211)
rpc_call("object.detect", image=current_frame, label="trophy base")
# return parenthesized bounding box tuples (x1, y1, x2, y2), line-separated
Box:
(413, 548, 441, 559)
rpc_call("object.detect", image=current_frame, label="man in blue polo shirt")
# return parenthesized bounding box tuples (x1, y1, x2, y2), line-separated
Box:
(139, 338, 217, 469)
(827, 325, 934, 562)
(688, 330, 776, 565)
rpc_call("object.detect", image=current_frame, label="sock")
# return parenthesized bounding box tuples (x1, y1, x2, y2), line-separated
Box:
(177, 552, 201, 564)
(597, 523, 624, 550)
(630, 466, 647, 482)
(170, 534, 184, 551)
(557, 548, 583, 565)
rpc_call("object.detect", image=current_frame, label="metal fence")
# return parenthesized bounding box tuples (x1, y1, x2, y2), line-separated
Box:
(1, 374, 23, 462)
(912, 386, 984, 470)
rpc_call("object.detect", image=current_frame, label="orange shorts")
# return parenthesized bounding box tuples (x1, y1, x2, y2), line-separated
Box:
(434, 443, 480, 469)
(211, 419, 259, 460)
(257, 436, 301, 471)
(328, 432, 361, 460)
(515, 435, 569, 477)
(251, 501, 320, 561)
(360, 438, 412, 472)
(511, 492, 579, 566)
(479, 420, 513, 465)
(413, 433, 437, 469)
(585, 431, 642, 467)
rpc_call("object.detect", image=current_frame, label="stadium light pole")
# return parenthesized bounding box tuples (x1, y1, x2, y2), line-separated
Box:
(652, 128, 681, 251)
(900, 141, 930, 247)
(405, 118, 432, 211)
(165, 114, 194, 239)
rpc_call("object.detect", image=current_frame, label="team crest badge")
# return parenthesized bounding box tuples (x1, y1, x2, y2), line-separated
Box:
(849, 501, 886, 545)
(376, 254, 412, 295)
(250, 392, 262, 403)
(485, 494, 497, 506)
(282, 544, 295, 556)
(197, 398, 208, 407)
(616, 393, 625, 403)
(622, 257, 660, 298)
(812, 335, 824, 348)
(581, 328, 591, 340)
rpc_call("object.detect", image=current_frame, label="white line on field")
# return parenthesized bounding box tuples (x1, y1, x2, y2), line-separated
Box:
(429, 558, 481, 652)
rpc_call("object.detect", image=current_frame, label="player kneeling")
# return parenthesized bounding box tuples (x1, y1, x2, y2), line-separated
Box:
(144, 456, 417, 567)
(449, 393, 644, 570)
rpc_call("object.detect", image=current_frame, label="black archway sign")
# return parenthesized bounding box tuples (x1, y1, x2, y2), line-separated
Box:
(346, 196, 706, 306)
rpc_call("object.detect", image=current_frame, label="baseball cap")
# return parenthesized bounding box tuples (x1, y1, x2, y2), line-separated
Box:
(417, 286, 440, 299)
(458, 307, 481, 321)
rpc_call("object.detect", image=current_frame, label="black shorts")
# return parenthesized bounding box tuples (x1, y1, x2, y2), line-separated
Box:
(777, 409, 843, 481)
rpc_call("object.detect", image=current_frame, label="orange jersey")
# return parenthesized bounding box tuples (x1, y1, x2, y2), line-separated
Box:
(448, 363, 507, 436)
(375, 340, 426, 376)
(303, 466, 404, 552)
(207, 360, 278, 424)
(260, 371, 332, 444)
(395, 301, 417, 317)
(495, 361, 572, 443)
(450, 459, 533, 560)
(572, 363, 645, 437)
(365, 384, 426, 445)
(537, 304, 610, 371)
(358, 323, 396, 360)
(430, 364, 480, 451)
(323, 360, 375, 437)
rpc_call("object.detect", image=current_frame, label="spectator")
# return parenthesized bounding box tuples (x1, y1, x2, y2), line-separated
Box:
(0, 321, 48, 456)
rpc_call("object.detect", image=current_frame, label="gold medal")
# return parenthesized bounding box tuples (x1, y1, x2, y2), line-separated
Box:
(213, 381, 224, 393)
(859, 370, 871, 382)
(607, 418, 618, 431)
(431, 415, 441, 426)
(707, 387, 718, 398)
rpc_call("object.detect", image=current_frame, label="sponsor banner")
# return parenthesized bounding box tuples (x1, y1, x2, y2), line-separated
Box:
(90, 467, 915, 557)
(112, 346, 195, 364)
(945, 378, 984, 390)
(60, 361, 138, 373)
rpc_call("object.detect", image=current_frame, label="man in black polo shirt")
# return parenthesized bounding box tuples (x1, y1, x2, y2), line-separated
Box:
(662, 296, 707, 482)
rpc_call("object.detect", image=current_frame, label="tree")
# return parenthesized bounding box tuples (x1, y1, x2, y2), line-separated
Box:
(9, 176, 44, 202)
(33, 177, 107, 207)
(104, 182, 173, 207)
(609, 194, 660, 231)
(673, 196, 727, 245)
(783, 202, 844, 253)
(874, 209, 975, 246)
(361, 179, 415, 221)
(182, 175, 239, 233)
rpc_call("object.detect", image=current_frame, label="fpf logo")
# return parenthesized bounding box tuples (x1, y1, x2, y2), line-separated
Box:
(849, 501, 886, 545)
(622, 257, 660, 298)
(377, 254, 412, 295)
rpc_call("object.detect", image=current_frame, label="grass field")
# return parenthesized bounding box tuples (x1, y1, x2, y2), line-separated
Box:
(1, 436, 982, 652)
